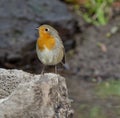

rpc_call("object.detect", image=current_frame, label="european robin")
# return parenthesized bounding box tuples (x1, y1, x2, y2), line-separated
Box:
(36, 24, 65, 74)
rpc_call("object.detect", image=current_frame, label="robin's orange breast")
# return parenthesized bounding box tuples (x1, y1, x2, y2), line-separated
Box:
(37, 36, 56, 51)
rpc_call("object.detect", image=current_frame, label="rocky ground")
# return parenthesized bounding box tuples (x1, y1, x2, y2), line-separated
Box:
(0, 0, 120, 118)
(0, 69, 73, 118)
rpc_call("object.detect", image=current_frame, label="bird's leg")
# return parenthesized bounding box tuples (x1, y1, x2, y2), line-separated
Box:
(41, 65, 46, 75)
(55, 65, 57, 74)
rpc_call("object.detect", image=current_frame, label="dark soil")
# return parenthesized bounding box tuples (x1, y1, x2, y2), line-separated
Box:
(68, 16, 120, 78)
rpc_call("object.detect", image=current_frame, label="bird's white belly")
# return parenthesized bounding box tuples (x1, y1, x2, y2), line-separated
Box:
(36, 46, 63, 65)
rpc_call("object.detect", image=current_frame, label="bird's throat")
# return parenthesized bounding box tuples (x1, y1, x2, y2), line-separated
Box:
(37, 36, 56, 51)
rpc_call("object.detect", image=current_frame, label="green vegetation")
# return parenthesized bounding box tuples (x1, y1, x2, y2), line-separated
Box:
(89, 106, 105, 118)
(64, 0, 114, 25)
(96, 80, 120, 98)
(78, 104, 105, 118)
(81, 0, 114, 25)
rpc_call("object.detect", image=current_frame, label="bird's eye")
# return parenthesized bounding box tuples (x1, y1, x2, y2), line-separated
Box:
(45, 28, 49, 32)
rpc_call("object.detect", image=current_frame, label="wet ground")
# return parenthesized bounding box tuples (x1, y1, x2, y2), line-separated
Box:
(0, 0, 120, 118)
(66, 76, 120, 118)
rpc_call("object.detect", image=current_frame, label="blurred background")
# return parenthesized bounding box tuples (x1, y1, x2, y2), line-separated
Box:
(0, 0, 120, 117)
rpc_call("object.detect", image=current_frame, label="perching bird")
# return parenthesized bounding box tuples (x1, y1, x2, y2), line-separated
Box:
(36, 24, 65, 74)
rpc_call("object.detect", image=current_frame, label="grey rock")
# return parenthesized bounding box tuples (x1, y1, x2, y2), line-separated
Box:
(0, 68, 73, 118)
